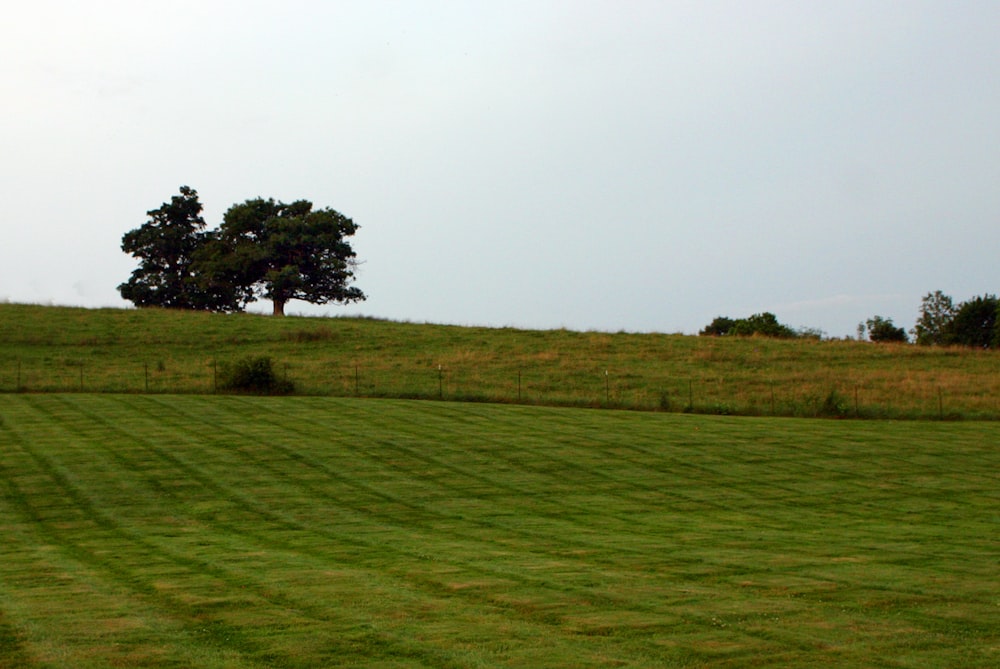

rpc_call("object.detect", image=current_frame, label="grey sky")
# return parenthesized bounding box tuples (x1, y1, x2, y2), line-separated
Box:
(3, 1, 998, 337)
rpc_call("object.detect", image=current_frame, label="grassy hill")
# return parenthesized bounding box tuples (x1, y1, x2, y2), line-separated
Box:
(1, 394, 997, 667)
(2, 303, 1000, 418)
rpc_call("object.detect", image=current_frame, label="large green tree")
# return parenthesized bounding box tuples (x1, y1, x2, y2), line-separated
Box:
(199, 198, 366, 316)
(118, 186, 239, 311)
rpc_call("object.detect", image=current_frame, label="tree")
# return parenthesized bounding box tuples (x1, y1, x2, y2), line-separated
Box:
(730, 312, 797, 338)
(699, 316, 736, 336)
(912, 290, 956, 345)
(698, 312, 797, 338)
(201, 198, 366, 316)
(865, 315, 907, 343)
(947, 294, 998, 348)
(118, 186, 239, 311)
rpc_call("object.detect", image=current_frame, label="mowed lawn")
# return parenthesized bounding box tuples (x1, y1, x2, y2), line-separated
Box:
(0, 395, 997, 667)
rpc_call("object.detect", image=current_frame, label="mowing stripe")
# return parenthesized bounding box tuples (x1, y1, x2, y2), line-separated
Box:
(6, 396, 476, 667)
(2, 394, 999, 667)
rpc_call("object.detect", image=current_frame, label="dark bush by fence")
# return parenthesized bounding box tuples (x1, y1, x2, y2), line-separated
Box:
(218, 356, 295, 395)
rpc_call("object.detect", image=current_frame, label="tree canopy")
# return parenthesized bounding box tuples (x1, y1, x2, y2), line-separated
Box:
(699, 312, 797, 339)
(118, 187, 239, 311)
(911, 291, 1000, 349)
(947, 294, 998, 349)
(865, 315, 908, 343)
(200, 198, 366, 316)
(913, 290, 956, 345)
(119, 188, 365, 315)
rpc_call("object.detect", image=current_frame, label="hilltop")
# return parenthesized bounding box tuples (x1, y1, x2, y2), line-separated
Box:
(1, 303, 998, 418)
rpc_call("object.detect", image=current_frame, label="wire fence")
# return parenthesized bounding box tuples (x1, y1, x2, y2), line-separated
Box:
(2, 356, 993, 421)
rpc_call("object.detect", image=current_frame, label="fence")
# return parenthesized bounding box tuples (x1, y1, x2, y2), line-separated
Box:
(1, 356, 990, 421)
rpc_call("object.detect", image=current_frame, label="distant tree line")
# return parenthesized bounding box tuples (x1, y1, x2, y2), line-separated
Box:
(119, 186, 365, 316)
(701, 290, 1000, 349)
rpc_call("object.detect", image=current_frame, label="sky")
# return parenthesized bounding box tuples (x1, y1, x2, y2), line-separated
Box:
(2, 1, 999, 338)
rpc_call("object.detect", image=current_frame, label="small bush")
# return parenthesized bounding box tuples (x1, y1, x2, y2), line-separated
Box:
(818, 389, 849, 418)
(866, 316, 908, 343)
(219, 356, 294, 395)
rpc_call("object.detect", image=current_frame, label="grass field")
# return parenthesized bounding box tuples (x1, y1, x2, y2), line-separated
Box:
(1, 394, 997, 667)
(2, 304, 1000, 418)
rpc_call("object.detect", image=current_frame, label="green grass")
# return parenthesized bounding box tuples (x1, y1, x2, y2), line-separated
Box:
(1, 394, 998, 667)
(3, 303, 1000, 418)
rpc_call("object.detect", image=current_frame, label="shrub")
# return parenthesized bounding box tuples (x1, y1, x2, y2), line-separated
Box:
(699, 316, 736, 336)
(818, 389, 849, 418)
(219, 355, 294, 395)
(700, 313, 798, 339)
(866, 316, 908, 343)
(730, 312, 797, 339)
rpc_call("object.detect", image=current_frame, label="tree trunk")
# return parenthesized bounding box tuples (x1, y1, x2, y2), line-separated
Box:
(272, 299, 286, 317)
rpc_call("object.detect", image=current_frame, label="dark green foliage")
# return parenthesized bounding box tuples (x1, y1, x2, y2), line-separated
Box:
(911, 291, 1000, 349)
(199, 198, 366, 316)
(914, 290, 956, 345)
(701, 312, 797, 339)
(699, 316, 736, 336)
(866, 315, 908, 343)
(118, 187, 240, 312)
(120, 188, 365, 316)
(731, 312, 797, 338)
(219, 356, 294, 394)
(947, 294, 999, 349)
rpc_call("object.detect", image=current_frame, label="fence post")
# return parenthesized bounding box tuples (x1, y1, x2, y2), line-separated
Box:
(145, 362, 149, 393)
(438, 365, 443, 399)
(517, 370, 521, 402)
(355, 366, 360, 396)
(605, 370, 610, 405)
(16, 360, 21, 392)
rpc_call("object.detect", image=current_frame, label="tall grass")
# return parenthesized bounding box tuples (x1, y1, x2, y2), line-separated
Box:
(1, 395, 997, 667)
(2, 304, 1000, 418)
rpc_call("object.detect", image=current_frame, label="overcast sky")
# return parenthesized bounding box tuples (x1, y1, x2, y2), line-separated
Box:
(3, 1, 998, 337)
